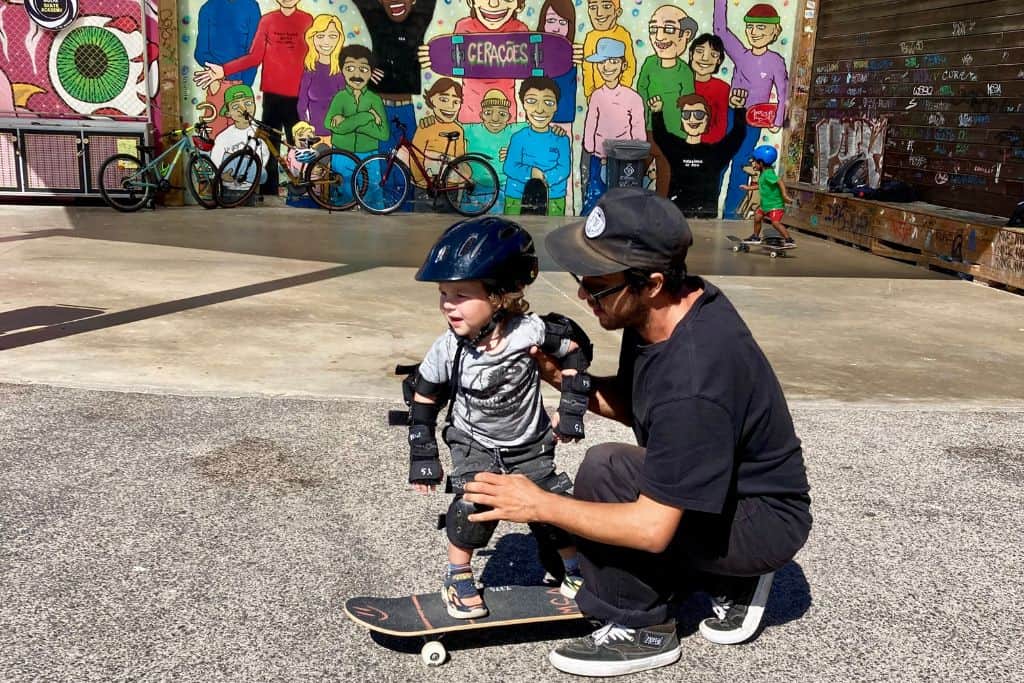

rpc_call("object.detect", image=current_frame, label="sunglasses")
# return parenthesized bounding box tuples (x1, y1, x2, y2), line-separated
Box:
(571, 273, 629, 301)
(681, 110, 708, 121)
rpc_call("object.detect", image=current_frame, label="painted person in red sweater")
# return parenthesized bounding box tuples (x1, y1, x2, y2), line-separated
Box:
(194, 0, 313, 197)
(689, 34, 730, 144)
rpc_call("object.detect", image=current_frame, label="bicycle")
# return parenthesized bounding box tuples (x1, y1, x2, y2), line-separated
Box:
(353, 118, 499, 216)
(215, 114, 360, 210)
(97, 122, 219, 212)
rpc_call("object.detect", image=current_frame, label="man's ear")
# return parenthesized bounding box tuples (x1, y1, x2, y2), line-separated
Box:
(646, 272, 665, 298)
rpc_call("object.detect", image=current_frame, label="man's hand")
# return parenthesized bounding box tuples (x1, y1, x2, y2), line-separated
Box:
(729, 88, 748, 109)
(531, 168, 545, 181)
(572, 43, 584, 65)
(499, 146, 508, 162)
(647, 95, 663, 113)
(330, 114, 344, 127)
(418, 114, 437, 129)
(193, 63, 225, 90)
(371, 68, 384, 85)
(370, 109, 381, 125)
(464, 472, 550, 524)
(417, 44, 432, 71)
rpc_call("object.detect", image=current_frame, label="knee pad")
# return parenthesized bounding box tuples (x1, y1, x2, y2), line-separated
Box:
(529, 521, 573, 552)
(446, 495, 497, 550)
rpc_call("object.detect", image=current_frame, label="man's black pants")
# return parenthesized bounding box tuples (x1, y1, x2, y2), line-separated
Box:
(573, 443, 812, 627)
(259, 92, 299, 195)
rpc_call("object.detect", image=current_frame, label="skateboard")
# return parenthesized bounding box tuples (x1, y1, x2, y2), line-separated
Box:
(345, 584, 584, 666)
(727, 235, 797, 258)
(746, 102, 779, 128)
(428, 32, 573, 79)
(520, 178, 548, 215)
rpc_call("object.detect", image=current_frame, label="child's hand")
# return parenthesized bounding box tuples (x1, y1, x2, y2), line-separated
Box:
(412, 478, 441, 495)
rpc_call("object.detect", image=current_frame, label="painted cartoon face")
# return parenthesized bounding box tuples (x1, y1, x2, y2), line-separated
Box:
(378, 0, 415, 22)
(543, 7, 570, 37)
(597, 57, 624, 84)
(481, 105, 511, 133)
(522, 88, 557, 130)
(587, 0, 620, 32)
(648, 7, 689, 59)
(314, 28, 341, 57)
(47, 14, 149, 117)
(438, 280, 497, 340)
(468, 0, 520, 31)
(343, 57, 372, 89)
(745, 22, 781, 50)
(680, 103, 709, 137)
(228, 97, 257, 125)
(690, 43, 722, 78)
(430, 87, 462, 123)
(278, 0, 301, 9)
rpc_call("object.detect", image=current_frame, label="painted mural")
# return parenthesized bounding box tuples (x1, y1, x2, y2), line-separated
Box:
(0, 0, 159, 120)
(177, 0, 800, 217)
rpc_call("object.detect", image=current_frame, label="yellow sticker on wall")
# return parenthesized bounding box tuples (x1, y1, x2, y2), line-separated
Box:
(116, 138, 137, 156)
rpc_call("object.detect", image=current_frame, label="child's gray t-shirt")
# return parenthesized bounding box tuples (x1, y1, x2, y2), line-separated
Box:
(418, 313, 568, 449)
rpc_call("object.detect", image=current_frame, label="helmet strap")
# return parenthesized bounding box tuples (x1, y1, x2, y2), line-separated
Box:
(454, 308, 506, 348)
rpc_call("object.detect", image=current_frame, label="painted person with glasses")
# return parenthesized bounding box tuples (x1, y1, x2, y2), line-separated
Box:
(648, 89, 750, 218)
(635, 4, 699, 199)
(462, 188, 812, 677)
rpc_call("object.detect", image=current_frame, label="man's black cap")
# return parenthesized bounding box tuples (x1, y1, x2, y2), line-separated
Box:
(545, 188, 693, 276)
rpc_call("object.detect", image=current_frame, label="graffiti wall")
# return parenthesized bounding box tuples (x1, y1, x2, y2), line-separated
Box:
(175, 0, 800, 217)
(0, 0, 159, 121)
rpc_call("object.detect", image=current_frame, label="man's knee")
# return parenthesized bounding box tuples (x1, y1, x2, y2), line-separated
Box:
(575, 443, 643, 503)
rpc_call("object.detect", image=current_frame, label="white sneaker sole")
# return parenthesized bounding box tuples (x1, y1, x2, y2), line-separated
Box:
(699, 572, 775, 645)
(548, 646, 681, 677)
(441, 593, 488, 620)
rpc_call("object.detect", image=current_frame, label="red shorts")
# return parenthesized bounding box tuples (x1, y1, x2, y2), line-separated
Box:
(757, 208, 785, 223)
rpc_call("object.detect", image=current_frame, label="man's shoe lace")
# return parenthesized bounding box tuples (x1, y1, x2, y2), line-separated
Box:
(590, 623, 636, 646)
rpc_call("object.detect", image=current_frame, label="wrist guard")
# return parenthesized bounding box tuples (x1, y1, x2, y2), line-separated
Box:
(540, 313, 594, 367)
(556, 371, 592, 440)
(408, 401, 442, 485)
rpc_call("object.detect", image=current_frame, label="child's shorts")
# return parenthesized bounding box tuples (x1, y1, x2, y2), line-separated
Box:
(443, 426, 557, 494)
(757, 208, 785, 223)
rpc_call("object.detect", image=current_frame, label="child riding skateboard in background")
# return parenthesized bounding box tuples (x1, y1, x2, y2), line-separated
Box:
(404, 217, 593, 619)
(742, 145, 795, 245)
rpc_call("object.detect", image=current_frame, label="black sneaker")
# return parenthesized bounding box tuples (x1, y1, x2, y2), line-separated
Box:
(744, 234, 762, 244)
(548, 621, 680, 677)
(784, 237, 796, 245)
(699, 572, 774, 645)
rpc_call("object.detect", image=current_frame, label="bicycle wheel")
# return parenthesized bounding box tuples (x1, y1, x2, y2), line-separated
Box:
(441, 155, 499, 216)
(185, 153, 219, 209)
(354, 154, 410, 215)
(304, 148, 359, 211)
(97, 153, 155, 212)
(216, 148, 262, 208)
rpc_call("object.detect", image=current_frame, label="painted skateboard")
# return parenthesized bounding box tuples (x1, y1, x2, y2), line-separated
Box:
(746, 102, 779, 128)
(345, 584, 584, 666)
(727, 235, 797, 258)
(428, 32, 573, 79)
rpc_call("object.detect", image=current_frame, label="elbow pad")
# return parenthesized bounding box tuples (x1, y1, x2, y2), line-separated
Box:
(540, 313, 593, 370)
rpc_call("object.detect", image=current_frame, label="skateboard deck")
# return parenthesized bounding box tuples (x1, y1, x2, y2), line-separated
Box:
(429, 32, 573, 80)
(727, 234, 796, 257)
(520, 178, 548, 215)
(746, 102, 779, 128)
(345, 585, 584, 665)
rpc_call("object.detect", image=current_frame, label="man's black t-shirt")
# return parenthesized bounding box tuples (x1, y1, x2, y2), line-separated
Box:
(617, 278, 809, 514)
(352, 0, 436, 96)
(651, 110, 747, 218)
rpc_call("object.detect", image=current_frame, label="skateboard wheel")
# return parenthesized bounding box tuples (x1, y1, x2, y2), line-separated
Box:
(769, 250, 778, 258)
(421, 640, 446, 666)
(732, 245, 741, 252)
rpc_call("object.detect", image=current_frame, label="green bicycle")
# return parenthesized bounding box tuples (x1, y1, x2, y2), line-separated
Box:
(97, 122, 219, 212)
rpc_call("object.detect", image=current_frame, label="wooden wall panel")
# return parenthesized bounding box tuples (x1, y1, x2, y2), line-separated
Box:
(800, 0, 1024, 217)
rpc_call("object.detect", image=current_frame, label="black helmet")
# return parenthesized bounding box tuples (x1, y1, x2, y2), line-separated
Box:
(416, 217, 538, 293)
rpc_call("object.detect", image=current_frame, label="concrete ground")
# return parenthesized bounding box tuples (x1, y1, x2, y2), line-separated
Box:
(1, 205, 1023, 681)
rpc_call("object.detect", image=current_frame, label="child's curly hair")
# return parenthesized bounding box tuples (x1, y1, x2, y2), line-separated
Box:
(488, 287, 530, 317)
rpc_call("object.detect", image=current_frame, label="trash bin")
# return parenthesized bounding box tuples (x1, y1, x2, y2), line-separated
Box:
(603, 139, 651, 190)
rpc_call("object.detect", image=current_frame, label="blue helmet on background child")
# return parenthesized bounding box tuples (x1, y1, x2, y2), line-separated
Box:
(416, 217, 539, 293)
(752, 145, 778, 166)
